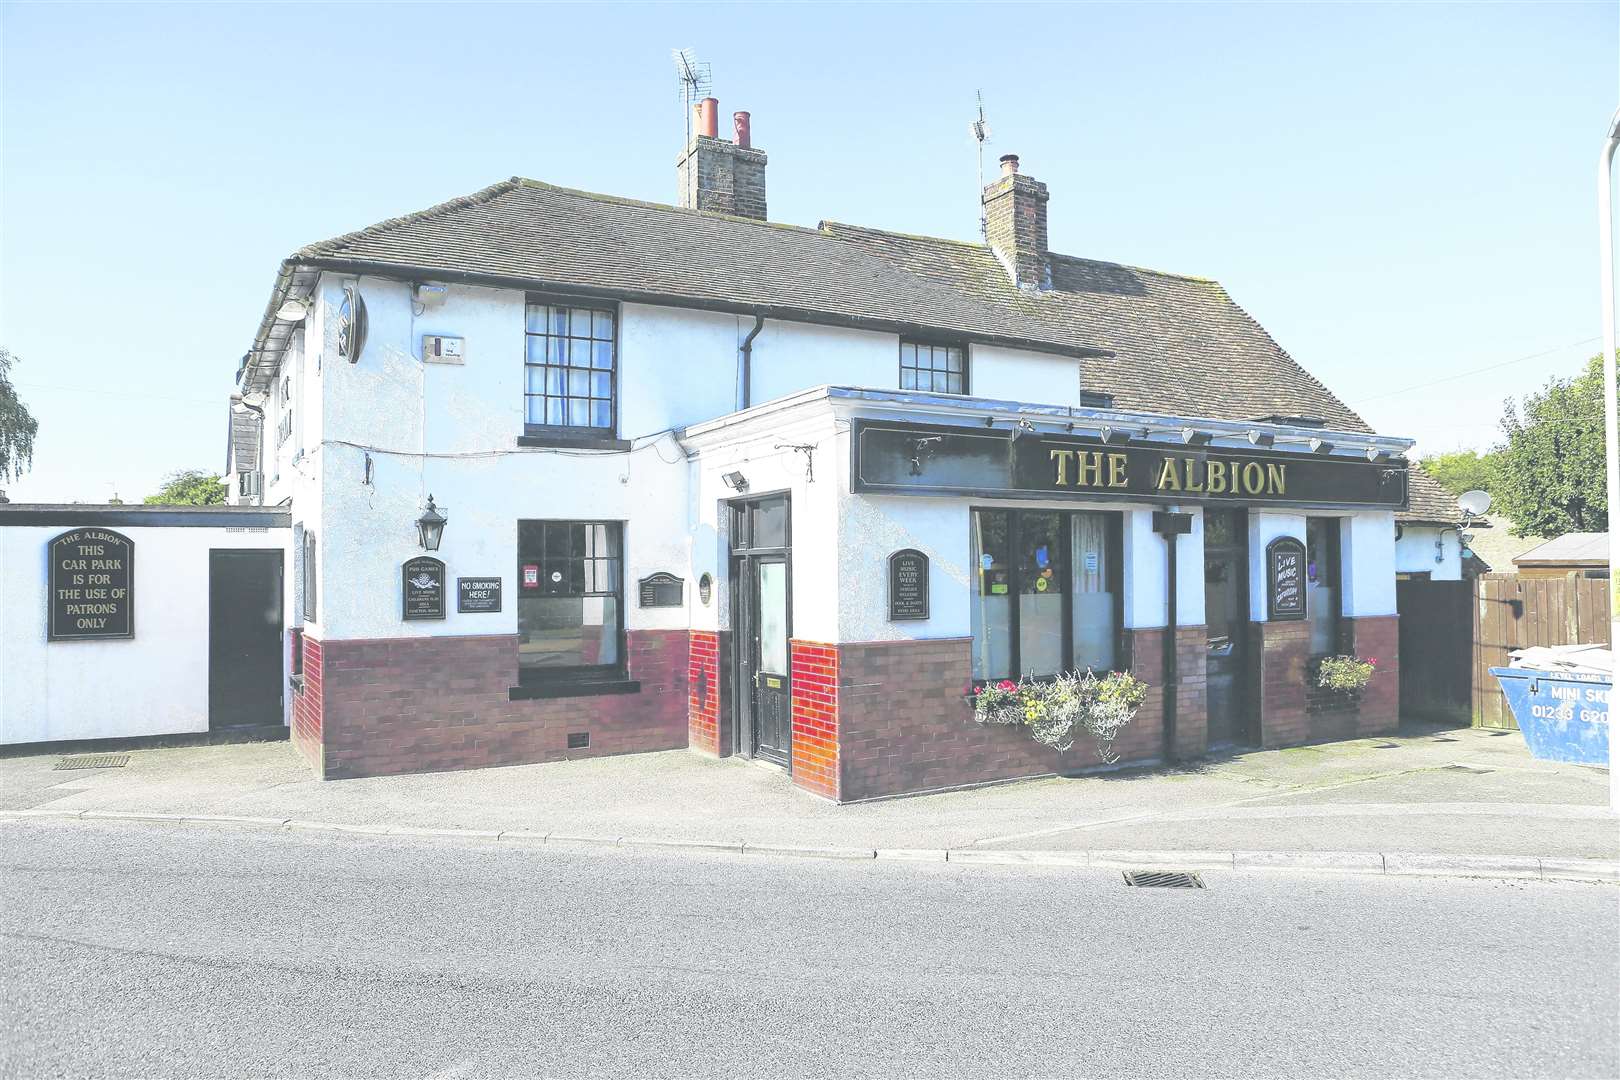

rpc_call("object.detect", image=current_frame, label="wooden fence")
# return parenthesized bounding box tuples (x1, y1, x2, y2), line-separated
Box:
(1471, 572, 1611, 728)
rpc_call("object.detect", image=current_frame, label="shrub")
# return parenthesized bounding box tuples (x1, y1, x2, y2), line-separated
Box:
(1316, 654, 1377, 694)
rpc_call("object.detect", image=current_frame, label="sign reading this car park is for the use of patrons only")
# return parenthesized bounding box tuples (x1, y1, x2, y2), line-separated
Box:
(48, 529, 134, 640)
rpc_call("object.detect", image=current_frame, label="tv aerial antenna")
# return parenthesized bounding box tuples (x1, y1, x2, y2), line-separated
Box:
(969, 90, 992, 239)
(673, 48, 713, 145)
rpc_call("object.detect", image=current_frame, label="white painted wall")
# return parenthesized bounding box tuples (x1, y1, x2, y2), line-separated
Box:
(1122, 507, 1207, 629)
(0, 523, 288, 744)
(747, 320, 896, 407)
(1247, 512, 1307, 622)
(1395, 525, 1463, 580)
(970, 344, 1083, 407)
(1342, 512, 1399, 617)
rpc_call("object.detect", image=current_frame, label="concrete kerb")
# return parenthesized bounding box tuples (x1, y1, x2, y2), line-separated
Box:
(2, 809, 1616, 884)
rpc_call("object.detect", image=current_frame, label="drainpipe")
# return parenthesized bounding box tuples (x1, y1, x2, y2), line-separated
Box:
(1153, 511, 1193, 763)
(738, 314, 765, 411)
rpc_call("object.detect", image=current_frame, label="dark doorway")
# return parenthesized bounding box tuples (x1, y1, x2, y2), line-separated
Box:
(209, 550, 284, 729)
(1203, 509, 1252, 746)
(729, 494, 792, 767)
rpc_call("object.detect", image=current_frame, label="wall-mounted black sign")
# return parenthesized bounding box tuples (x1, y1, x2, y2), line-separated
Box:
(851, 421, 1408, 510)
(1266, 536, 1308, 621)
(639, 572, 684, 608)
(48, 528, 134, 641)
(698, 572, 713, 607)
(457, 576, 502, 613)
(402, 556, 446, 620)
(888, 548, 930, 621)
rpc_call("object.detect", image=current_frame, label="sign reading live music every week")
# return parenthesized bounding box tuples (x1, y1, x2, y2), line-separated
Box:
(48, 529, 134, 641)
(850, 422, 1408, 510)
(1266, 536, 1307, 621)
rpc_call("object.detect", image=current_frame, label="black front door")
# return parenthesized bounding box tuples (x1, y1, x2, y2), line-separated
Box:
(209, 550, 284, 729)
(1203, 509, 1251, 746)
(730, 495, 792, 766)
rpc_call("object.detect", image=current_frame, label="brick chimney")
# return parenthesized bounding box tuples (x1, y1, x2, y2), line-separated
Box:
(982, 153, 1049, 289)
(676, 99, 767, 220)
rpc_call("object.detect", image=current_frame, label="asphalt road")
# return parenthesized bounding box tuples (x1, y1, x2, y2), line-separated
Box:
(3, 821, 1616, 1079)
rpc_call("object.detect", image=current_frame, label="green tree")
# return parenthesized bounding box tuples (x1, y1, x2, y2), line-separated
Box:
(1417, 449, 1498, 497)
(144, 469, 228, 506)
(1492, 354, 1611, 537)
(0, 346, 39, 484)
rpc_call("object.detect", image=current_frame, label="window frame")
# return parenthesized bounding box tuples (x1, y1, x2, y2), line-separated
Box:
(516, 518, 628, 687)
(969, 506, 1124, 683)
(899, 338, 969, 396)
(303, 530, 317, 623)
(522, 295, 621, 441)
(1306, 516, 1343, 655)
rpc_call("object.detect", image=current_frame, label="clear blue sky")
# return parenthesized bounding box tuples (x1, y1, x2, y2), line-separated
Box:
(1, 2, 1615, 502)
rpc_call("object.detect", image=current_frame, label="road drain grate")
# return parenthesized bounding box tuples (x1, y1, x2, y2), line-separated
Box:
(1123, 871, 1204, 889)
(1443, 764, 1492, 775)
(54, 753, 130, 771)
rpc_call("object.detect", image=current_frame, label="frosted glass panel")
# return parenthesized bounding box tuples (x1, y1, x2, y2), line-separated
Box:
(971, 510, 1012, 680)
(1071, 512, 1116, 672)
(758, 561, 788, 674)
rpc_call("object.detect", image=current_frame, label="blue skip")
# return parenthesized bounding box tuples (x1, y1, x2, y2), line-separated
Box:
(1489, 667, 1611, 767)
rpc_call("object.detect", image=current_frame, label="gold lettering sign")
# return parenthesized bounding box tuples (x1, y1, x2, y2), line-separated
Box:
(1052, 450, 1289, 497)
(1050, 448, 1130, 490)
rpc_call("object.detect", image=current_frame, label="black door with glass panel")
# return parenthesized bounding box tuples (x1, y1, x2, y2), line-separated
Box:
(1203, 509, 1252, 746)
(730, 495, 791, 767)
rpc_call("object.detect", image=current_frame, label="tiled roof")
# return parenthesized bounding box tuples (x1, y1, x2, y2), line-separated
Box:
(249, 178, 1377, 437)
(1515, 532, 1609, 567)
(819, 222, 1369, 431)
(1400, 465, 1464, 525)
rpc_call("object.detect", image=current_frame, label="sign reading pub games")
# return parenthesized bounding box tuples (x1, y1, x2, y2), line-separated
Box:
(48, 529, 134, 641)
(851, 422, 1408, 509)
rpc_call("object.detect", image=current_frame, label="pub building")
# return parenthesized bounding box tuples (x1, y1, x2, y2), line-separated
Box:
(207, 99, 1460, 799)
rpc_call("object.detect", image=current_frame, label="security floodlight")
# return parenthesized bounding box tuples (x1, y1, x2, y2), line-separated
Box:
(1458, 490, 1492, 518)
(721, 471, 748, 493)
(275, 298, 309, 321)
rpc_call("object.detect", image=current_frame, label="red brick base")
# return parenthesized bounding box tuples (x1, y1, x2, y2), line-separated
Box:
(834, 637, 1169, 802)
(291, 634, 323, 773)
(790, 640, 840, 799)
(1253, 616, 1400, 747)
(295, 630, 689, 779)
(688, 630, 728, 756)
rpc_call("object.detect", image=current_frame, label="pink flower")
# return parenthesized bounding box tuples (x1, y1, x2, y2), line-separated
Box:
(1367, 658, 1378, 666)
(997, 680, 1018, 692)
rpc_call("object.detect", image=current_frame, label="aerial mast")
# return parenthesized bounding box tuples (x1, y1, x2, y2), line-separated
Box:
(970, 90, 992, 239)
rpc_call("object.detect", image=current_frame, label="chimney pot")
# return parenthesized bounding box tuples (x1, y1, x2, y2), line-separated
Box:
(696, 97, 719, 139)
(999, 154, 1020, 176)
(733, 111, 752, 149)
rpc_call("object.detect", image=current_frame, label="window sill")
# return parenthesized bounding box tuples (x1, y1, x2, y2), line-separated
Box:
(517, 433, 632, 451)
(509, 678, 641, 701)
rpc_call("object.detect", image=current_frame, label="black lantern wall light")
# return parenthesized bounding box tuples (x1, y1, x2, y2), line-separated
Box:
(416, 495, 447, 551)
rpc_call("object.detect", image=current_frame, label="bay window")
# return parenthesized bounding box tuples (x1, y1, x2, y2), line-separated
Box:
(971, 508, 1123, 682)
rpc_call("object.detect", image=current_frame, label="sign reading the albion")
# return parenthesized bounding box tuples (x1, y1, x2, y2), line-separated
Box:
(851, 422, 1408, 509)
(48, 529, 134, 641)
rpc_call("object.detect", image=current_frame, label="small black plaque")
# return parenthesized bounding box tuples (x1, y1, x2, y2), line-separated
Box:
(403, 556, 446, 620)
(48, 528, 134, 641)
(1266, 536, 1307, 621)
(888, 548, 930, 621)
(639, 572, 684, 608)
(698, 572, 713, 607)
(457, 576, 502, 613)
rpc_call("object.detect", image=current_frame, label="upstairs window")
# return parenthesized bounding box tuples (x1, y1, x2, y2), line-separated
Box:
(525, 301, 616, 434)
(276, 374, 293, 447)
(900, 340, 967, 395)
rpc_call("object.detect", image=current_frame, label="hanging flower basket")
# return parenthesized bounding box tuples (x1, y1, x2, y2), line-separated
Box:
(971, 671, 1148, 763)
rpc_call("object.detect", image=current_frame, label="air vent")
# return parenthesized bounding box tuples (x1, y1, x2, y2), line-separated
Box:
(55, 753, 130, 771)
(566, 732, 589, 749)
(1123, 870, 1204, 889)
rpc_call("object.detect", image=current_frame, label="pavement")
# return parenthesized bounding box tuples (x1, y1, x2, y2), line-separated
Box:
(4, 819, 1617, 1078)
(1, 720, 1615, 881)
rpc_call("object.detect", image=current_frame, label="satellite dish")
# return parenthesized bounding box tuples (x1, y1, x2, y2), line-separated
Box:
(1458, 489, 1492, 518)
